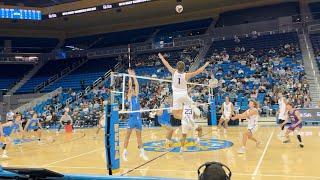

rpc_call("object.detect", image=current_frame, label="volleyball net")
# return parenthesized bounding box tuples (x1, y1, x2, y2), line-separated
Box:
(104, 72, 218, 174)
(110, 72, 216, 115)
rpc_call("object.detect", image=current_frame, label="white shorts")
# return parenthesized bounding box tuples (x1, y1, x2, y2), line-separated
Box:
(181, 120, 198, 134)
(100, 119, 105, 128)
(221, 114, 231, 121)
(172, 92, 193, 110)
(248, 125, 258, 134)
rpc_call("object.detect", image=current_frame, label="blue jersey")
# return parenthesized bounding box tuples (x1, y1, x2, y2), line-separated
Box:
(28, 118, 40, 130)
(127, 95, 142, 130)
(158, 103, 171, 126)
(129, 95, 141, 119)
(2, 126, 13, 137)
(13, 118, 23, 132)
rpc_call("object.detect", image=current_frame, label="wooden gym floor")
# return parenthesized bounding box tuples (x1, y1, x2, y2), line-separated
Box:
(1, 125, 320, 180)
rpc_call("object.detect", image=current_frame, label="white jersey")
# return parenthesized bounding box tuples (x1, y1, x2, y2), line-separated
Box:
(223, 102, 232, 117)
(247, 108, 259, 130)
(100, 113, 105, 127)
(181, 104, 198, 134)
(6, 111, 14, 121)
(172, 71, 188, 94)
(278, 97, 286, 120)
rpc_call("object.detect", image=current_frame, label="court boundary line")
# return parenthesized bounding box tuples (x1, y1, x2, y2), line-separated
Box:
(252, 129, 274, 177)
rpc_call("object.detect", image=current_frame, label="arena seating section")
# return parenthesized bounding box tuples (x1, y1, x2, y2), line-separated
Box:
(1, 17, 309, 129)
(42, 57, 117, 92)
(63, 18, 212, 50)
(309, 33, 320, 71)
(309, 2, 320, 20)
(16, 58, 85, 93)
(216, 2, 300, 27)
(0, 64, 34, 90)
(0, 37, 59, 53)
(204, 32, 305, 113)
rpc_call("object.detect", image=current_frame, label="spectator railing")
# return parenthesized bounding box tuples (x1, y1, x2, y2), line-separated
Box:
(66, 97, 72, 105)
(14, 87, 62, 113)
(54, 103, 62, 112)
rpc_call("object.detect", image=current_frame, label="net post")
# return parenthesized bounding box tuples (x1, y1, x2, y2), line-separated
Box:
(121, 74, 126, 112)
(104, 101, 120, 175)
(110, 72, 115, 104)
(209, 95, 217, 126)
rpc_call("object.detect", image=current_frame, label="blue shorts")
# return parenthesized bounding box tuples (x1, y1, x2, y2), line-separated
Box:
(2, 126, 13, 137)
(127, 117, 142, 131)
(159, 118, 171, 127)
(27, 125, 40, 131)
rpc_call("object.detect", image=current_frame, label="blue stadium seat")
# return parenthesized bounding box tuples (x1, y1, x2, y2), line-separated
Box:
(16, 58, 84, 93)
(216, 2, 300, 27)
(42, 57, 117, 92)
(0, 64, 34, 90)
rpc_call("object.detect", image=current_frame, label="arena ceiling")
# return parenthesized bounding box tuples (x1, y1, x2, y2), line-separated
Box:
(2, 0, 80, 7)
(0, 0, 298, 38)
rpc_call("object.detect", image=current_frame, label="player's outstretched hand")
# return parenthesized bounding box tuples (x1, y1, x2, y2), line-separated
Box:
(158, 53, 163, 58)
(205, 61, 210, 67)
(128, 69, 136, 77)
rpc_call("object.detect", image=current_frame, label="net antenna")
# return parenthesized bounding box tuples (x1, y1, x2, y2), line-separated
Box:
(112, 73, 214, 114)
(128, 44, 131, 68)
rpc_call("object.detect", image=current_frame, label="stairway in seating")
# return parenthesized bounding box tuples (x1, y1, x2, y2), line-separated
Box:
(298, 32, 320, 107)
(36, 57, 90, 92)
(8, 60, 48, 94)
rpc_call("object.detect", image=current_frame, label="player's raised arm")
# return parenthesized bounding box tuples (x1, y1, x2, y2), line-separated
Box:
(232, 109, 258, 120)
(185, 62, 210, 80)
(127, 76, 132, 100)
(128, 69, 139, 96)
(158, 53, 175, 74)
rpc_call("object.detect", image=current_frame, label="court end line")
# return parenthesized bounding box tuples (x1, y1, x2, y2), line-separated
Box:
(252, 129, 274, 177)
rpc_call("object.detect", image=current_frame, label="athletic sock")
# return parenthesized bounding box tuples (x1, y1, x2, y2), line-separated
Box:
(297, 135, 302, 143)
(2, 144, 6, 150)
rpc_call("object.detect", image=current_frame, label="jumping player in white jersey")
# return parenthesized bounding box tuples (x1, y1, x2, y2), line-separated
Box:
(179, 104, 203, 153)
(158, 53, 210, 120)
(218, 96, 234, 134)
(277, 91, 287, 137)
(231, 100, 261, 154)
(158, 53, 209, 153)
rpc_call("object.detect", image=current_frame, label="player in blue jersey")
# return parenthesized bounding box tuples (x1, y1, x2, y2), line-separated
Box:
(0, 112, 24, 158)
(281, 102, 304, 148)
(0, 123, 9, 158)
(122, 69, 148, 161)
(156, 95, 174, 148)
(24, 113, 43, 143)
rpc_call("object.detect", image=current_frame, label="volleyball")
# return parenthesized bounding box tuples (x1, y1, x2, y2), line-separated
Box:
(175, 4, 183, 13)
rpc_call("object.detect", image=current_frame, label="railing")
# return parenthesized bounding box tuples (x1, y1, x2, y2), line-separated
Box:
(14, 87, 62, 113)
(61, 67, 71, 76)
